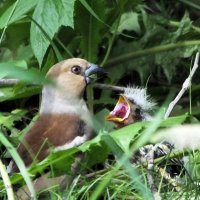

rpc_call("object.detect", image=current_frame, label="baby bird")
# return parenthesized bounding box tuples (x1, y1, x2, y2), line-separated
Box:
(106, 86, 183, 178)
(106, 86, 156, 128)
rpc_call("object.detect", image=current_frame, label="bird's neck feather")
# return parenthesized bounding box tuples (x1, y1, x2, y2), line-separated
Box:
(40, 86, 88, 116)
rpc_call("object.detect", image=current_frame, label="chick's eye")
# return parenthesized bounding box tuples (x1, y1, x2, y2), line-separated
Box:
(71, 65, 81, 75)
(135, 108, 141, 115)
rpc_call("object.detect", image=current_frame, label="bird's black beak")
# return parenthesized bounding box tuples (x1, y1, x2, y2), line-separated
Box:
(85, 63, 106, 84)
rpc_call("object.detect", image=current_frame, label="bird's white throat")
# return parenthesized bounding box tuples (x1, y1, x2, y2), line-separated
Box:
(40, 86, 89, 117)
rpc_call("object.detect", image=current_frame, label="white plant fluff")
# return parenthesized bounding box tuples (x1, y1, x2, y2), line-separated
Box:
(153, 124, 200, 150)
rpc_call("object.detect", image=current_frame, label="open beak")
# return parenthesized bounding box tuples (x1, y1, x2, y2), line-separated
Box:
(106, 95, 131, 122)
(85, 63, 106, 84)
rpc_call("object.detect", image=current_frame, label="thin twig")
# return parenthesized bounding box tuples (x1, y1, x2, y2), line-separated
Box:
(0, 79, 126, 93)
(164, 52, 200, 119)
(0, 159, 14, 200)
(94, 83, 125, 92)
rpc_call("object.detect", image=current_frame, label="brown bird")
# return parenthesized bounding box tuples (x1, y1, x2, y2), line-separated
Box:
(8, 58, 105, 173)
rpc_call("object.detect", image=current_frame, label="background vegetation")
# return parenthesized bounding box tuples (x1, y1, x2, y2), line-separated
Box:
(0, 0, 200, 199)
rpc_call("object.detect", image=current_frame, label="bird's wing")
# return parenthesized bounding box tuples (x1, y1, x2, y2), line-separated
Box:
(11, 114, 91, 172)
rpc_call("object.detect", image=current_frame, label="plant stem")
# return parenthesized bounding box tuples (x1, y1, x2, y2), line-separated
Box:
(169, 20, 200, 34)
(105, 40, 200, 68)
(101, 16, 120, 67)
(0, 0, 20, 45)
(0, 159, 14, 200)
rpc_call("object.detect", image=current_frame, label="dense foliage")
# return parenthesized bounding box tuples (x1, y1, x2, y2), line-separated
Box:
(1, 0, 200, 199)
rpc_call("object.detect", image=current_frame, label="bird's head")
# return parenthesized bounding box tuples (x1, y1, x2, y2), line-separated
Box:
(46, 58, 105, 99)
(40, 58, 105, 114)
(106, 86, 156, 128)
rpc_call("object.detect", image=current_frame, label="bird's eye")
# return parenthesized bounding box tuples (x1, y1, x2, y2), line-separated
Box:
(71, 65, 82, 75)
(135, 108, 141, 116)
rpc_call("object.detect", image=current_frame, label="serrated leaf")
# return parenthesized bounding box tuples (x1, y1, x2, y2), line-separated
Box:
(155, 49, 181, 83)
(83, 141, 110, 167)
(0, 109, 27, 129)
(30, 0, 75, 65)
(0, 0, 38, 29)
(173, 14, 192, 40)
(110, 122, 146, 153)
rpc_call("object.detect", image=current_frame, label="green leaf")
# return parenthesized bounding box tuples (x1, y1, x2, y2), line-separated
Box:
(79, 0, 107, 25)
(117, 12, 140, 34)
(93, 108, 114, 132)
(0, 86, 41, 102)
(30, 0, 75, 65)
(0, 60, 27, 78)
(17, 114, 39, 140)
(16, 45, 34, 61)
(155, 49, 181, 83)
(35, 148, 77, 175)
(0, 62, 48, 84)
(109, 114, 189, 153)
(173, 13, 192, 40)
(159, 113, 189, 127)
(110, 122, 146, 153)
(0, 0, 38, 29)
(5, 23, 31, 51)
(0, 109, 27, 130)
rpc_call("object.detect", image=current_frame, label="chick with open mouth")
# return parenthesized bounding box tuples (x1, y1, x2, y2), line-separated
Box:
(106, 86, 156, 128)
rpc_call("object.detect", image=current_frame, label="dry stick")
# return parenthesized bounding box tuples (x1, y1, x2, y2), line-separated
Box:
(164, 52, 200, 119)
(0, 159, 14, 200)
(94, 83, 125, 92)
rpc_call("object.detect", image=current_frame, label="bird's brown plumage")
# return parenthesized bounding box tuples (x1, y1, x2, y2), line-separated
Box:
(10, 58, 104, 172)
(12, 114, 92, 172)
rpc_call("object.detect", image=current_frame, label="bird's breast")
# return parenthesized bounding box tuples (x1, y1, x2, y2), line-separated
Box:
(14, 113, 92, 170)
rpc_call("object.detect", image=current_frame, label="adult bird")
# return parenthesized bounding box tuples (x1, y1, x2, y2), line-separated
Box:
(8, 58, 105, 172)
